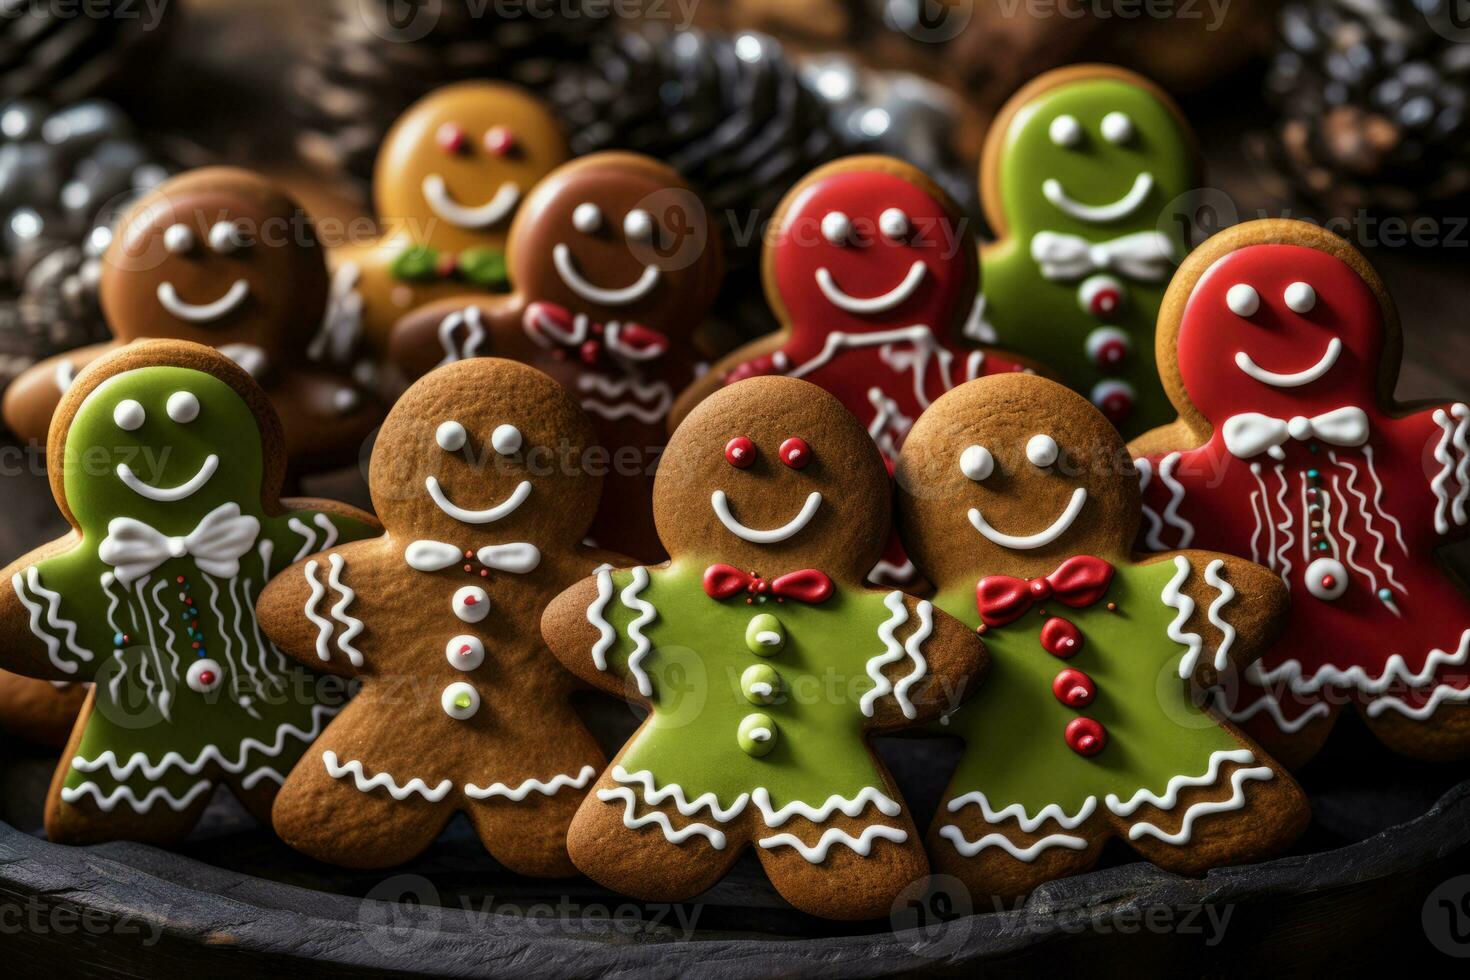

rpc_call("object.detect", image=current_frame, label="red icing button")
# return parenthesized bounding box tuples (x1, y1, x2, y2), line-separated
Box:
(198, 670, 216, 686)
(1040, 617, 1083, 658)
(1080, 276, 1126, 321)
(779, 437, 811, 469)
(484, 126, 515, 155)
(1065, 717, 1107, 756)
(725, 436, 755, 468)
(437, 122, 466, 154)
(1052, 668, 1096, 708)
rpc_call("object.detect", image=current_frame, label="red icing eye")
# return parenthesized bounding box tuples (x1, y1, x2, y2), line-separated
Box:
(725, 436, 755, 468)
(437, 123, 467, 154)
(779, 437, 810, 469)
(484, 126, 515, 155)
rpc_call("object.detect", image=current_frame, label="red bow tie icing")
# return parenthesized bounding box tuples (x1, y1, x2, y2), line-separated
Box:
(703, 564, 834, 604)
(524, 301, 669, 368)
(976, 555, 1115, 627)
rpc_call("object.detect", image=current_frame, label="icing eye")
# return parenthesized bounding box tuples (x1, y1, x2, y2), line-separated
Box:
(162, 223, 194, 254)
(878, 208, 910, 240)
(821, 211, 851, 245)
(166, 391, 199, 423)
(959, 445, 994, 482)
(779, 437, 811, 469)
(1226, 283, 1260, 317)
(436, 122, 467, 154)
(483, 126, 515, 155)
(113, 399, 145, 431)
(1284, 281, 1317, 314)
(623, 209, 655, 243)
(1101, 111, 1135, 145)
(572, 202, 602, 234)
(207, 221, 243, 254)
(725, 436, 755, 468)
(491, 423, 522, 456)
(1026, 434, 1059, 468)
(1049, 115, 1083, 148)
(436, 420, 467, 452)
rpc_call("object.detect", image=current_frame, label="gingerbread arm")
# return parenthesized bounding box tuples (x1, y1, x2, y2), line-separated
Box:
(860, 592, 987, 733)
(386, 295, 523, 382)
(1398, 400, 1470, 543)
(0, 536, 107, 684)
(540, 566, 653, 706)
(255, 535, 387, 680)
(1, 342, 116, 445)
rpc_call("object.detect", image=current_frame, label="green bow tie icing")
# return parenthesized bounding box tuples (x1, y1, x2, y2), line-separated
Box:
(390, 244, 508, 289)
(0, 342, 376, 845)
(894, 372, 1309, 900)
(542, 375, 987, 921)
(976, 66, 1200, 439)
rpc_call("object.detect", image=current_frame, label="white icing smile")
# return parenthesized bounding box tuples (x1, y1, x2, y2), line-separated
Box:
(815, 260, 927, 315)
(117, 454, 219, 502)
(711, 490, 822, 544)
(1042, 172, 1154, 224)
(552, 243, 660, 306)
(1235, 338, 1341, 388)
(968, 487, 1087, 550)
(426, 476, 531, 524)
(156, 280, 250, 323)
(421, 175, 521, 229)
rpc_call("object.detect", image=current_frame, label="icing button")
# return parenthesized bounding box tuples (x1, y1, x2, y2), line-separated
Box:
(738, 712, 776, 757)
(1085, 326, 1131, 369)
(745, 613, 784, 655)
(442, 681, 480, 720)
(1040, 617, 1083, 658)
(741, 664, 780, 705)
(186, 658, 223, 694)
(1079, 276, 1127, 322)
(1090, 379, 1135, 424)
(453, 586, 490, 623)
(1305, 557, 1349, 601)
(446, 634, 485, 671)
(1065, 717, 1107, 757)
(1052, 668, 1096, 708)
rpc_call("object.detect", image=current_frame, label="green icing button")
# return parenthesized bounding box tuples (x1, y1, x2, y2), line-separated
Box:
(738, 712, 776, 757)
(745, 613, 784, 656)
(741, 664, 780, 705)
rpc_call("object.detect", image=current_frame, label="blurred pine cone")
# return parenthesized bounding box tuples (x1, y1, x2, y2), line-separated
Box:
(0, 0, 177, 102)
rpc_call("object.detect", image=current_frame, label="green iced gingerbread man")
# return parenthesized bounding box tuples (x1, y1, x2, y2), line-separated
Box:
(974, 65, 1200, 438)
(542, 376, 986, 921)
(895, 373, 1310, 899)
(0, 341, 376, 845)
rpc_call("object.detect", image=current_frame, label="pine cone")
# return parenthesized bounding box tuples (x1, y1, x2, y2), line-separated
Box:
(0, 0, 177, 102)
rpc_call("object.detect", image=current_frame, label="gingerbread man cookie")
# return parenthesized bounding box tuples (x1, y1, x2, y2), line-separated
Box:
(256, 357, 626, 872)
(325, 82, 569, 357)
(974, 65, 1200, 437)
(542, 376, 986, 920)
(1, 168, 381, 473)
(0, 340, 377, 844)
(671, 155, 1038, 585)
(1133, 220, 1470, 764)
(390, 152, 724, 560)
(895, 372, 1308, 899)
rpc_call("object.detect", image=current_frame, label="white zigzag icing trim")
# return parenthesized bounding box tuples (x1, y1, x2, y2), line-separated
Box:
(1365, 682, 1470, 720)
(1162, 556, 1205, 676)
(1218, 693, 1331, 734)
(1202, 560, 1236, 674)
(13, 566, 94, 674)
(1123, 764, 1274, 846)
(323, 750, 453, 802)
(863, 592, 930, 718)
(61, 779, 213, 814)
(611, 766, 749, 821)
(620, 567, 656, 697)
(588, 564, 616, 671)
(938, 826, 1089, 861)
(1158, 452, 1194, 547)
(1248, 628, 1470, 697)
(326, 554, 364, 666)
(1105, 748, 1258, 816)
(597, 786, 726, 848)
(757, 825, 908, 862)
(240, 766, 285, 790)
(465, 766, 597, 800)
(1136, 457, 1169, 551)
(945, 792, 1097, 831)
(751, 786, 900, 828)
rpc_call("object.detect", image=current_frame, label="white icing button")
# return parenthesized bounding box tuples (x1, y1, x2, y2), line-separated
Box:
(1101, 111, 1134, 145)
(1305, 558, 1349, 601)
(1284, 281, 1316, 314)
(113, 398, 145, 431)
(821, 210, 851, 245)
(442, 681, 481, 720)
(491, 423, 522, 456)
(1226, 283, 1260, 317)
(186, 658, 223, 694)
(623, 209, 654, 242)
(960, 444, 994, 482)
(878, 207, 909, 239)
(572, 202, 602, 234)
(1049, 114, 1082, 148)
(446, 634, 485, 671)
(166, 390, 199, 423)
(1026, 434, 1059, 468)
(162, 223, 194, 254)
(436, 420, 467, 451)
(453, 586, 490, 623)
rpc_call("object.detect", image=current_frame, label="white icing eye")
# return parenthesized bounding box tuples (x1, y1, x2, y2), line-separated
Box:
(1226, 283, 1260, 317)
(878, 208, 910, 239)
(1101, 111, 1135, 145)
(1026, 434, 1059, 468)
(1049, 115, 1083, 148)
(623, 209, 654, 243)
(162, 223, 194, 254)
(436, 420, 467, 452)
(1284, 281, 1316, 314)
(166, 391, 199, 423)
(821, 210, 851, 245)
(572, 202, 602, 234)
(960, 445, 994, 482)
(113, 399, 145, 431)
(491, 423, 522, 456)
(207, 221, 243, 254)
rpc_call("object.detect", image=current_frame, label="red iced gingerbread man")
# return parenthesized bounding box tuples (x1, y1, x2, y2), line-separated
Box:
(1133, 219, 1470, 764)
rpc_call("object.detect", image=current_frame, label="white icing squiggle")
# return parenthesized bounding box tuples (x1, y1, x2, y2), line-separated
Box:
(863, 592, 908, 717)
(1367, 681, 1470, 720)
(946, 792, 1097, 831)
(619, 567, 656, 697)
(61, 779, 213, 814)
(303, 560, 335, 662)
(288, 516, 318, 563)
(1158, 453, 1194, 547)
(751, 786, 900, 827)
(1122, 763, 1274, 846)
(588, 564, 616, 672)
(323, 750, 453, 802)
(464, 766, 597, 800)
(1136, 458, 1168, 551)
(757, 825, 908, 863)
(1202, 560, 1236, 675)
(1162, 556, 1204, 676)
(1105, 748, 1258, 815)
(612, 766, 749, 822)
(1432, 408, 1458, 535)
(327, 554, 364, 666)
(939, 825, 1089, 861)
(597, 786, 727, 848)
(1219, 694, 1331, 734)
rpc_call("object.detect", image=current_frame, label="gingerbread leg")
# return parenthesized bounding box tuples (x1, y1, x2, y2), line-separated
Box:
(926, 806, 1111, 902)
(1359, 692, 1470, 761)
(463, 787, 585, 878)
(754, 809, 928, 920)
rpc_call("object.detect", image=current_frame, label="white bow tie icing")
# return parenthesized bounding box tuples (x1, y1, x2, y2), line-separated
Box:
(405, 540, 541, 574)
(99, 502, 262, 586)
(1222, 407, 1370, 461)
(1030, 230, 1177, 283)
